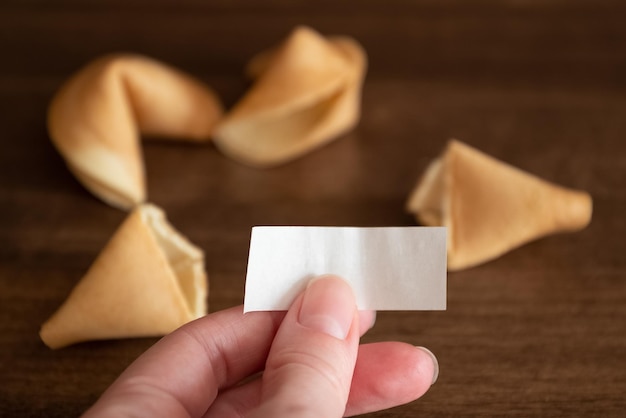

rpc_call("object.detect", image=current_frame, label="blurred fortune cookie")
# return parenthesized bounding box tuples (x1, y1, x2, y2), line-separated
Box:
(40, 204, 207, 349)
(48, 54, 224, 210)
(213, 25, 367, 167)
(406, 140, 592, 271)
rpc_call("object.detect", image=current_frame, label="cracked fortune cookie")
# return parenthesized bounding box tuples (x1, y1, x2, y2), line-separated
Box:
(407, 140, 593, 271)
(40, 203, 208, 349)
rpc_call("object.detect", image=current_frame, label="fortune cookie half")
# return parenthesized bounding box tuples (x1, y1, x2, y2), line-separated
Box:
(40, 204, 207, 349)
(407, 140, 593, 271)
(48, 54, 224, 210)
(213, 26, 367, 167)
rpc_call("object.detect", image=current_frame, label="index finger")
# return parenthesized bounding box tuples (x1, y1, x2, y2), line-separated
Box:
(83, 306, 284, 417)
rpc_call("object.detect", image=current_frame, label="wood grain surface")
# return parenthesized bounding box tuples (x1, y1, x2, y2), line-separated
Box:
(1, 1, 625, 416)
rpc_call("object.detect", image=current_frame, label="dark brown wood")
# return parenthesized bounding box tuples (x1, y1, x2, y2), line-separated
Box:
(1, 1, 625, 416)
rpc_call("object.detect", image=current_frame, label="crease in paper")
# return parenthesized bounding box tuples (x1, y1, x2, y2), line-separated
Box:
(244, 226, 447, 312)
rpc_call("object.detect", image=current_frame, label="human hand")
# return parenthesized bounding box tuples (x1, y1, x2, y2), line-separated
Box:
(83, 275, 438, 417)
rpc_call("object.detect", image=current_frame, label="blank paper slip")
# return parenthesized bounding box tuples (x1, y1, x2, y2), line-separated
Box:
(244, 226, 447, 312)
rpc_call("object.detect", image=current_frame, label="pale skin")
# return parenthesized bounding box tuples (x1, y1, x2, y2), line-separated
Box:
(83, 275, 438, 417)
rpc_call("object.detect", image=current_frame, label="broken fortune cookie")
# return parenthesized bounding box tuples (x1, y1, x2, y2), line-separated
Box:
(47, 54, 224, 210)
(406, 140, 592, 271)
(40, 203, 208, 349)
(213, 25, 367, 167)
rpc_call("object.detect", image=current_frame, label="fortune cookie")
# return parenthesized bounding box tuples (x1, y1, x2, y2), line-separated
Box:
(48, 54, 224, 210)
(213, 26, 367, 167)
(407, 140, 593, 271)
(40, 204, 207, 349)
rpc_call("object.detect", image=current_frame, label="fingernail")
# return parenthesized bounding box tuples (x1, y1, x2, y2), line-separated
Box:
(358, 310, 376, 334)
(416, 346, 439, 385)
(298, 275, 356, 340)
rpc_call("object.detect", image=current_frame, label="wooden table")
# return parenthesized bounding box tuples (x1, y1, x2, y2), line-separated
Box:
(2, 1, 625, 416)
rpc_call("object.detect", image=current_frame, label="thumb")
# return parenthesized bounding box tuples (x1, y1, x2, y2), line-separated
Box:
(248, 275, 359, 418)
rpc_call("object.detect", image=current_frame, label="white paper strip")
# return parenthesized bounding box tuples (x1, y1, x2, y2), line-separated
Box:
(244, 226, 447, 312)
